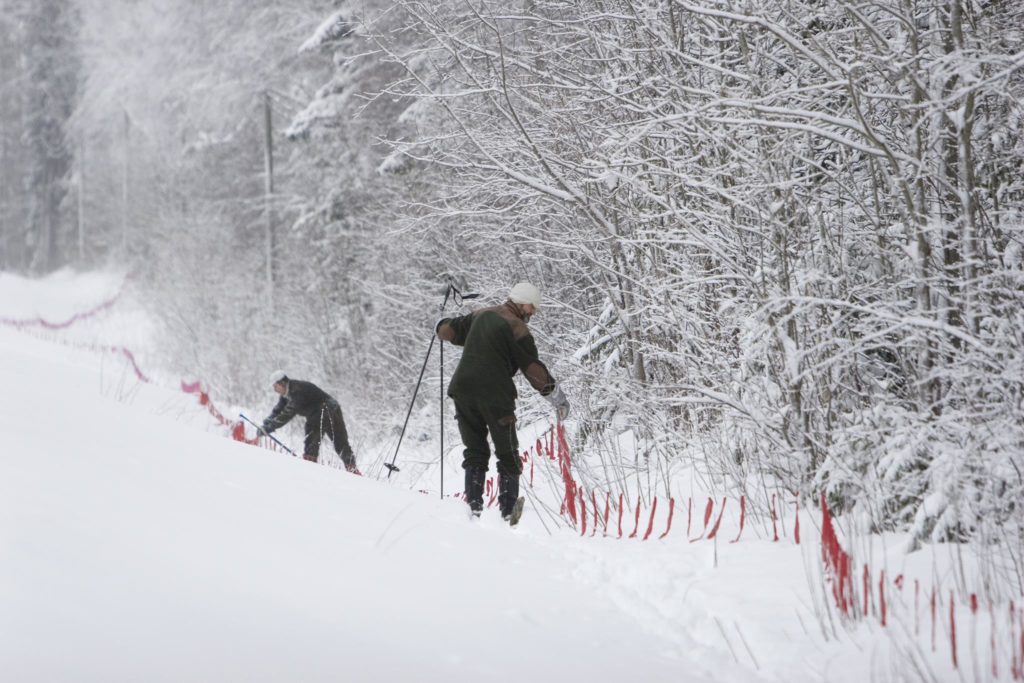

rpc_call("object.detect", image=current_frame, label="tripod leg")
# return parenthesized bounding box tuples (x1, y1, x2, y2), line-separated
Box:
(386, 334, 436, 477)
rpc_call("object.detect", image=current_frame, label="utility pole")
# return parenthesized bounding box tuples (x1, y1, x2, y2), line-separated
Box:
(263, 91, 275, 306)
(121, 109, 129, 254)
(77, 132, 85, 263)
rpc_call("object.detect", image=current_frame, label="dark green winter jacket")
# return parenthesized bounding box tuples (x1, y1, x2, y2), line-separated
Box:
(437, 302, 557, 408)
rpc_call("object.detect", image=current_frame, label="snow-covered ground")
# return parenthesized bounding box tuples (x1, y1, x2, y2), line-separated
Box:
(0, 271, 977, 682)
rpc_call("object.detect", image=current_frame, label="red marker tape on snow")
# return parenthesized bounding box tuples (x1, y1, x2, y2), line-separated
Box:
(794, 501, 800, 545)
(629, 498, 641, 539)
(642, 498, 658, 541)
(659, 497, 675, 540)
(820, 494, 853, 615)
(950, 591, 958, 669)
(579, 490, 588, 536)
(770, 494, 779, 542)
(863, 564, 870, 617)
(730, 495, 745, 543)
(617, 493, 624, 538)
(879, 570, 886, 627)
(705, 498, 726, 540)
(0, 289, 121, 330)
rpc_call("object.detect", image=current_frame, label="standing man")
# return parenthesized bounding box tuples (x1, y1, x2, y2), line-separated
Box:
(260, 371, 360, 474)
(436, 282, 570, 524)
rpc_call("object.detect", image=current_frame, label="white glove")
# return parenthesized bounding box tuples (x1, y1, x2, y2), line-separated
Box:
(545, 385, 570, 421)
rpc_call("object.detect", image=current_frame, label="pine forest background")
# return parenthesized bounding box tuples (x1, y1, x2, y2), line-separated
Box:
(2, 0, 1023, 588)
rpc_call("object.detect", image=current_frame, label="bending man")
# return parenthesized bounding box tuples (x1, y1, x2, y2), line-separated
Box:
(260, 371, 360, 473)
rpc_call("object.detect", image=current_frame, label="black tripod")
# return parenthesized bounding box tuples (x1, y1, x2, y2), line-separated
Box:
(385, 278, 477, 498)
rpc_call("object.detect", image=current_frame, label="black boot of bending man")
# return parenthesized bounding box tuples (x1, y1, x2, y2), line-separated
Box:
(436, 282, 570, 525)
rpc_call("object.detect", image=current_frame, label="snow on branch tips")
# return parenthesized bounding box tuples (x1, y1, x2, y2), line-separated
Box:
(299, 9, 356, 54)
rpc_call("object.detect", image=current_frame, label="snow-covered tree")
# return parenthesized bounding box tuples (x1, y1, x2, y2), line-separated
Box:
(0, 0, 80, 273)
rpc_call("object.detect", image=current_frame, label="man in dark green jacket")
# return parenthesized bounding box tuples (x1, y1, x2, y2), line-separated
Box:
(436, 282, 570, 522)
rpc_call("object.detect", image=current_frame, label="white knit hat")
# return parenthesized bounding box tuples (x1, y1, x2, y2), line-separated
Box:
(509, 282, 541, 310)
(268, 369, 289, 386)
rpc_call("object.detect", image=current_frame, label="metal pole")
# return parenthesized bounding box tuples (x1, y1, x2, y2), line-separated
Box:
(440, 331, 444, 499)
(239, 413, 297, 456)
(121, 110, 129, 254)
(387, 285, 454, 478)
(77, 132, 85, 263)
(263, 91, 275, 308)
(386, 334, 436, 478)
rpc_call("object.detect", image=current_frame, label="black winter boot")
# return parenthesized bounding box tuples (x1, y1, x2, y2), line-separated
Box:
(499, 473, 520, 520)
(464, 466, 486, 517)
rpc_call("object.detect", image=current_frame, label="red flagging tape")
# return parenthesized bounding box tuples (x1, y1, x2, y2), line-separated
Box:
(820, 493, 853, 615)
(0, 289, 121, 330)
(486, 478, 498, 508)
(180, 380, 254, 441)
(629, 498, 641, 539)
(113, 347, 149, 382)
(703, 497, 714, 529)
(879, 570, 886, 627)
(579, 490, 588, 536)
(705, 498, 727, 540)
(730, 495, 745, 543)
(863, 564, 870, 617)
(617, 493, 624, 539)
(771, 494, 779, 542)
(231, 421, 257, 445)
(591, 490, 599, 537)
(794, 502, 801, 544)
(642, 498, 658, 541)
(951, 591, 958, 669)
(659, 497, 675, 540)
(557, 424, 577, 524)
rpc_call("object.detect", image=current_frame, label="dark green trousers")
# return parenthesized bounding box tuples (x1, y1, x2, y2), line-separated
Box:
(452, 398, 522, 476)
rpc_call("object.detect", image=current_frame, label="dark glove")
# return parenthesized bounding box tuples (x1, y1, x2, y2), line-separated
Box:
(259, 422, 272, 437)
(544, 385, 570, 421)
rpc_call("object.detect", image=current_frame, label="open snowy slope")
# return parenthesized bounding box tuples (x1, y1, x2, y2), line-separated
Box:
(0, 275, 732, 683)
(2, 271, 956, 683)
